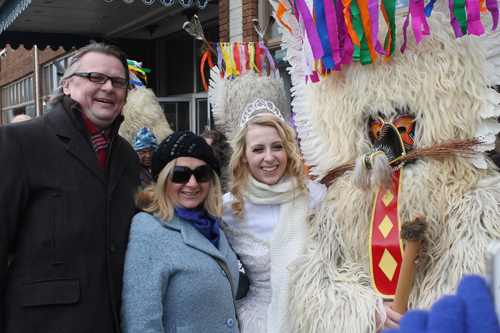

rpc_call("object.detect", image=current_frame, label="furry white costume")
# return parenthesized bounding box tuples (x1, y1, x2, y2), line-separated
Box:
(119, 87, 173, 146)
(209, 70, 286, 141)
(271, 2, 500, 332)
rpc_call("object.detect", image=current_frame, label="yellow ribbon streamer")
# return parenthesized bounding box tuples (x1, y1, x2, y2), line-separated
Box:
(221, 43, 233, 78)
(128, 65, 146, 75)
(249, 42, 261, 74)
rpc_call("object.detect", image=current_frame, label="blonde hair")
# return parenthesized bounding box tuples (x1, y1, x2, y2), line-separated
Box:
(135, 159, 223, 221)
(229, 114, 308, 221)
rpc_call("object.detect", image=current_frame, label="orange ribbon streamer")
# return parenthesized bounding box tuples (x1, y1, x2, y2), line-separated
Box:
(380, 0, 392, 61)
(200, 49, 214, 92)
(342, 0, 361, 47)
(277, 1, 293, 34)
(357, 0, 377, 62)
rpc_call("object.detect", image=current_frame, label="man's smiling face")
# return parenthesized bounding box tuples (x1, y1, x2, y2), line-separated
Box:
(62, 52, 127, 132)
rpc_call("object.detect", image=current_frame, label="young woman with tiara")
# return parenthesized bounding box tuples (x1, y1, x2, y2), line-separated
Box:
(222, 98, 327, 333)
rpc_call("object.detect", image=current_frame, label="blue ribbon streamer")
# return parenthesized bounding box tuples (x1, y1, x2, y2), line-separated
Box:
(313, 0, 335, 68)
(424, 0, 437, 17)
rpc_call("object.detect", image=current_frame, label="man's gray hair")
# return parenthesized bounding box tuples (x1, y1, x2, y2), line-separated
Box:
(48, 43, 129, 107)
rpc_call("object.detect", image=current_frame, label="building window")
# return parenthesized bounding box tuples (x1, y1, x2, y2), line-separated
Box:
(160, 101, 191, 132)
(156, 24, 218, 134)
(2, 75, 35, 124)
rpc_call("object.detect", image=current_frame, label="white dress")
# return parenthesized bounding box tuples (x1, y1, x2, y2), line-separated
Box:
(222, 179, 326, 333)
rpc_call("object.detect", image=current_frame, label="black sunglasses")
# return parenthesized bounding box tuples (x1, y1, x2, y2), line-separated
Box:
(171, 165, 213, 184)
(71, 72, 129, 89)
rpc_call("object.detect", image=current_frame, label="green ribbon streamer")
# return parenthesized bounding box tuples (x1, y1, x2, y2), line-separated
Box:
(350, 0, 372, 65)
(382, 0, 396, 57)
(452, 0, 468, 35)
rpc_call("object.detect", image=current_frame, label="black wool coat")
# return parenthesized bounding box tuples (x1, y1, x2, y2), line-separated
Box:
(0, 97, 140, 333)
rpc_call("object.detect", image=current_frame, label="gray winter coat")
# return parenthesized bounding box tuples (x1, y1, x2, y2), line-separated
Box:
(121, 212, 239, 333)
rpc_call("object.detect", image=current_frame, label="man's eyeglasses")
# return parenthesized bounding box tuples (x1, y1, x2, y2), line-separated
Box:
(171, 165, 213, 184)
(71, 72, 129, 89)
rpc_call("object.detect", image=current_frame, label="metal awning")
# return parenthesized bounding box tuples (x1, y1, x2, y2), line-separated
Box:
(0, 0, 30, 34)
(0, 0, 218, 49)
(0, 31, 102, 50)
(106, 0, 210, 10)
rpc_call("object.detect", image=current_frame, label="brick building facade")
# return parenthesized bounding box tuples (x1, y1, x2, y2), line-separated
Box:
(0, 0, 282, 126)
(0, 45, 69, 123)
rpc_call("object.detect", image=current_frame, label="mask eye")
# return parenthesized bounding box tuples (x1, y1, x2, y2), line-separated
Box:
(370, 123, 382, 139)
(398, 127, 407, 134)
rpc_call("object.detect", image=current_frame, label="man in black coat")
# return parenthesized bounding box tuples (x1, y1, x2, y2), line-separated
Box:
(0, 43, 140, 333)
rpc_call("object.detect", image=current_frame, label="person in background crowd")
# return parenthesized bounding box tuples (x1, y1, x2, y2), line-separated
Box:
(121, 131, 239, 332)
(201, 129, 231, 193)
(0, 43, 140, 333)
(11, 114, 32, 123)
(134, 126, 158, 188)
(222, 98, 327, 333)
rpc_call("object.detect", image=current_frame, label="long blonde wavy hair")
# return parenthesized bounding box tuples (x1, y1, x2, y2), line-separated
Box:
(135, 159, 223, 221)
(229, 114, 309, 221)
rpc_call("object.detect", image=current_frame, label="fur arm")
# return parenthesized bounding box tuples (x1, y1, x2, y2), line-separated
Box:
(408, 171, 500, 310)
(289, 240, 384, 332)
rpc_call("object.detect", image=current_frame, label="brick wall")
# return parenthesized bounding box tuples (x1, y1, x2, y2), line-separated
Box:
(0, 45, 70, 123)
(0, 46, 34, 86)
(220, 0, 258, 42)
(242, 0, 258, 42)
(220, 0, 230, 42)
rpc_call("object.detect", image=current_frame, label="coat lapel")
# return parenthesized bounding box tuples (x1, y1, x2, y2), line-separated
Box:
(45, 103, 107, 188)
(162, 216, 227, 263)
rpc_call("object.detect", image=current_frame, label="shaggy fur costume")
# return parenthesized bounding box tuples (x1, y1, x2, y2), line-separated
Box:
(119, 87, 173, 146)
(279, 7, 500, 333)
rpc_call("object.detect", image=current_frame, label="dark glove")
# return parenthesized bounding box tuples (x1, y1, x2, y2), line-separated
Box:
(384, 275, 500, 333)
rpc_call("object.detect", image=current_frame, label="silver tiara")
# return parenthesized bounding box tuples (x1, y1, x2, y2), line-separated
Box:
(240, 98, 285, 128)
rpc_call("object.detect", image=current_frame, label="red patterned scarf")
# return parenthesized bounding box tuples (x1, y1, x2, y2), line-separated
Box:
(82, 115, 111, 170)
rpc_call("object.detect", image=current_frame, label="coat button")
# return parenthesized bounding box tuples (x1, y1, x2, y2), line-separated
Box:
(227, 318, 234, 327)
(109, 244, 116, 253)
(255, 288, 259, 294)
(221, 269, 227, 277)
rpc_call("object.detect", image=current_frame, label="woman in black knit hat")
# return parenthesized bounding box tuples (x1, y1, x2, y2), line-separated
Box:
(121, 131, 240, 332)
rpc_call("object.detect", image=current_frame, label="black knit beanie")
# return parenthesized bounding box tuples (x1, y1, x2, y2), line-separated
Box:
(151, 131, 222, 180)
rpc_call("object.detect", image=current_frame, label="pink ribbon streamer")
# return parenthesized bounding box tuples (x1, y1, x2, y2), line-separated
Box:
(485, 0, 499, 30)
(240, 43, 247, 76)
(368, 0, 387, 55)
(295, 0, 325, 60)
(409, 0, 430, 45)
(323, 0, 341, 65)
(465, 0, 485, 35)
(337, 2, 353, 67)
(401, 10, 411, 53)
(309, 71, 320, 83)
(337, 0, 348, 59)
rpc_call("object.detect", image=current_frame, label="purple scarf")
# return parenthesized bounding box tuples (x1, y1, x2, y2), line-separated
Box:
(175, 207, 221, 249)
